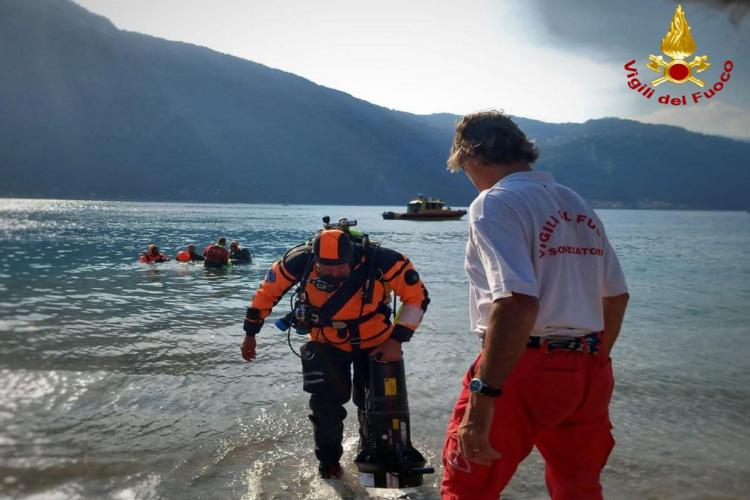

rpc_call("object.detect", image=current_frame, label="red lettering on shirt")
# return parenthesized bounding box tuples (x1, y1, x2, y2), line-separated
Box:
(545, 246, 604, 257)
(539, 210, 605, 258)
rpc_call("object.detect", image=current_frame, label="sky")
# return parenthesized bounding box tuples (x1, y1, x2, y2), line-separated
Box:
(74, 0, 749, 140)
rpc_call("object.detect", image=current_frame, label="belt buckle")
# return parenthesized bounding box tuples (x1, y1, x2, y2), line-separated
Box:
(543, 334, 601, 354)
(543, 336, 580, 354)
(584, 333, 601, 354)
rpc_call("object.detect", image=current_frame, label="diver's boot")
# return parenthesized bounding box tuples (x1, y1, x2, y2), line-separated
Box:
(318, 462, 343, 479)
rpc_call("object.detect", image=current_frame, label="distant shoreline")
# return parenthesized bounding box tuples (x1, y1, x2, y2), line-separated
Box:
(0, 196, 746, 212)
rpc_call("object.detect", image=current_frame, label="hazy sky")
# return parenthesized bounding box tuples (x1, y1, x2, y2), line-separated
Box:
(74, 0, 749, 139)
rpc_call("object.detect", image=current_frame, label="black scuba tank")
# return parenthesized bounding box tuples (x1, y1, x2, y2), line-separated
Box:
(355, 359, 434, 488)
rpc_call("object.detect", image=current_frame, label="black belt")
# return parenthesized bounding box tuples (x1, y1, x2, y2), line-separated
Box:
(527, 332, 601, 354)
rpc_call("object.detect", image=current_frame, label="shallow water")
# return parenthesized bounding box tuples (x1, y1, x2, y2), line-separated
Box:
(0, 199, 748, 499)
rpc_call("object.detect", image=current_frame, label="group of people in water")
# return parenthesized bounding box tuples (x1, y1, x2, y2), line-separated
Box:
(139, 237, 253, 267)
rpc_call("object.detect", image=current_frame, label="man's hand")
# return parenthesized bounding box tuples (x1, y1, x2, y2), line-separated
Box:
(241, 336, 257, 362)
(456, 293, 536, 466)
(457, 394, 502, 465)
(601, 292, 629, 356)
(370, 338, 402, 362)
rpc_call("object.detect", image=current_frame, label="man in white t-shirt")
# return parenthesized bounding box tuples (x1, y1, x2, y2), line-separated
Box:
(441, 111, 629, 500)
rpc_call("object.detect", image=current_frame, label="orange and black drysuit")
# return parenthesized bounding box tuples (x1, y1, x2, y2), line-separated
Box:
(243, 239, 429, 468)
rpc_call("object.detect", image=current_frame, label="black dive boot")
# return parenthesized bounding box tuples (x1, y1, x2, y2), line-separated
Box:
(318, 462, 343, 479)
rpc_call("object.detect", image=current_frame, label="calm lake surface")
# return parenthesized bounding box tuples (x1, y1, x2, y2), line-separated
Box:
(0, 199, 748, 499)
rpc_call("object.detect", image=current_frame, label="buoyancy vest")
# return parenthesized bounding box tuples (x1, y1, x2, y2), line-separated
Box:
(140, 252, 168, 263)
(250, 242, 429, 352)
(204, 244, 228, 265)
(301, 258, 393, 348)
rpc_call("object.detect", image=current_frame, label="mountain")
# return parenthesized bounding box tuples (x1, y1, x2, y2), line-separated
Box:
(409, 114, 750, 210)
(0, 0, 748, 209)
(0, 0, 472, 205)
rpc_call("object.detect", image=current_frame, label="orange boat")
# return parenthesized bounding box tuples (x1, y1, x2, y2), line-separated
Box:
(382, 195, 466, 221)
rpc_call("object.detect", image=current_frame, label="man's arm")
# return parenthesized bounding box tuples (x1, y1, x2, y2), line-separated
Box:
(370, 249, 429, 361)
(458, 293, 538, 464)
(476, 293, 539, 388)
(240, 264, 293, 362)
(601, 292, 629, 356)
(241, 247, 309, 362)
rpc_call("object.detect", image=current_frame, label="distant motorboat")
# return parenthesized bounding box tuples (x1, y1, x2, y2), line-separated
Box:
(382, 195, 466, 221)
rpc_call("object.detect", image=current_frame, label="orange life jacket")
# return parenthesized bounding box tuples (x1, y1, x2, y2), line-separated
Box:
(140, 251, 168, 263)
(204, 244, 229, 264)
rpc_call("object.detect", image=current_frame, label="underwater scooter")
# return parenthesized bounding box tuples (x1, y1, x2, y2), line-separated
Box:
(355, 358, 435, 488)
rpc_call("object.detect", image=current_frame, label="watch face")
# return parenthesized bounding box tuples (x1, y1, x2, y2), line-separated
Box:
(469, 378, 483, 393)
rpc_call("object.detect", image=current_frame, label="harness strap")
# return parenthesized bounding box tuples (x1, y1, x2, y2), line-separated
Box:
(294, 240, 391, 349)
(312, 302, 392, 349)
(313, 302, 392, 329)
(317, 262, 369, 319)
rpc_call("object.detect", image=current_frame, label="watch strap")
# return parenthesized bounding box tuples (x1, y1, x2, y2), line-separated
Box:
(470, 378, 502, 397)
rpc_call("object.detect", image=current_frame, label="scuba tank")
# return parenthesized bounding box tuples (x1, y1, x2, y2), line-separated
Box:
(356, 358, 434, 488)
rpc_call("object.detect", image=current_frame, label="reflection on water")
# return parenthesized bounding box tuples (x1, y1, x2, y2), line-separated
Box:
(0, 199, 749, 499)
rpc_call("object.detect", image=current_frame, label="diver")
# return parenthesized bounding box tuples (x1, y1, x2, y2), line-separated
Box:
(240, 225, 430, 481)
(229, 240, 253, 264)
(203, 237, 230, 268)
(139, 244, 169, 263)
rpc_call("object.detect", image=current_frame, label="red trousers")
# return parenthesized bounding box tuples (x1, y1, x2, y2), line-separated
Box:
(441, 344, 615, 500)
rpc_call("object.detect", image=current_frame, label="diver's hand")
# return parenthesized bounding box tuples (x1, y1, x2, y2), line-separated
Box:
(457, 394, 502, 465)
(370, 338, 402, 362)
(241, 335, 257, 362)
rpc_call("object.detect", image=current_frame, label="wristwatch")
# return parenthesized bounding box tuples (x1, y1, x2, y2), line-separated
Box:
(469, 378, 502, 397)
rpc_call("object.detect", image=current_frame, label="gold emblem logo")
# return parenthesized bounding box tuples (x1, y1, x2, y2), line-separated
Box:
(647, 5, 710, 87)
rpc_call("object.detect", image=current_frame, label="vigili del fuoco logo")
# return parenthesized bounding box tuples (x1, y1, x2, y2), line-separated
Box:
(624, 4, 735, 106)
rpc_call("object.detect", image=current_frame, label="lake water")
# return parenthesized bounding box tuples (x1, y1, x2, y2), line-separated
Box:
(0, 199, 748, 499)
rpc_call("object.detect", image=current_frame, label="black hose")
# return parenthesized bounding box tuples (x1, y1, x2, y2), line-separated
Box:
(286, 293, 303, 358)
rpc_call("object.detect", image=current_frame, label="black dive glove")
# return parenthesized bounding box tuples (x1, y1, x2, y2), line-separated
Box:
(390, 324, 415, 343)
(244, 307, 264, 336)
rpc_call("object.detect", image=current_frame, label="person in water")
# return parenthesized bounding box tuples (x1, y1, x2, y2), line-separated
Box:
(203, 237, 230, 268)
(186, 244, 204, 262)
(241, 229, 429, 479)
(140, 244, 169, 263)
(229, 240, 252, 263)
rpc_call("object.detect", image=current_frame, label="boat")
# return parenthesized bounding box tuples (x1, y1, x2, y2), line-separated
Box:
(382, 195, 467, 221)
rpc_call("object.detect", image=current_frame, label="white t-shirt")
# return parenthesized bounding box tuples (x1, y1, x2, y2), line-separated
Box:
(465, 171, 628, 337)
